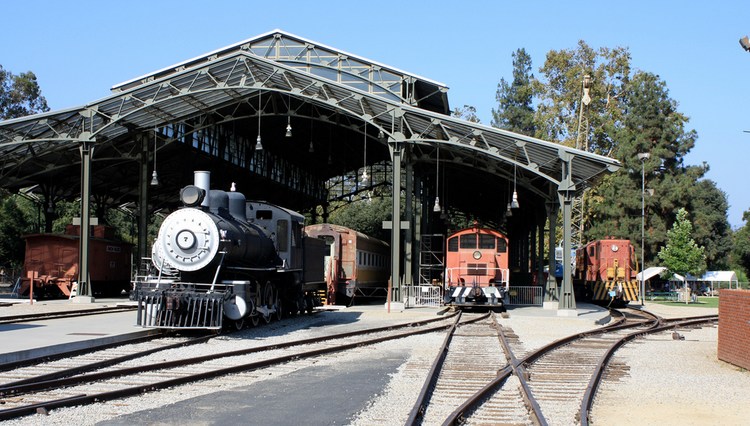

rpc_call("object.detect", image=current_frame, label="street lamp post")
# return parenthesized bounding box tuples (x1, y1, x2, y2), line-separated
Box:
(637, 152, 650, 306)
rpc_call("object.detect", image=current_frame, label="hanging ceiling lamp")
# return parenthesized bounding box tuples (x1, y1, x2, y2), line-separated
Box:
(255, 92, 263, 151)
(285, 94, 292, 138)
(433, 145, 441, 213)
(308, 119, 314, 153)
(361, 123, 369, 183)
(150, 125, 159, 186)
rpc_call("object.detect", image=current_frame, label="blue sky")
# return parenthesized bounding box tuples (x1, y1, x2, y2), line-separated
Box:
(3, 0, 748, 228)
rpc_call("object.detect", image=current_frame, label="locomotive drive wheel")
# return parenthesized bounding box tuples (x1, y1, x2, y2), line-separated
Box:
(233, 319, 244, 330)
(250, 314, 260, 327)
(262, 282, 273, 324)
(274, 290, 283, 321)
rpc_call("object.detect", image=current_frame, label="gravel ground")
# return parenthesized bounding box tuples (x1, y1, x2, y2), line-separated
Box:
(2, 300, 746, 425)
(590, 302, 750, 426)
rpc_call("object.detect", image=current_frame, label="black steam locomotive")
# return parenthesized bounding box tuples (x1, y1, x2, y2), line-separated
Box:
(133, 171, 327, 330)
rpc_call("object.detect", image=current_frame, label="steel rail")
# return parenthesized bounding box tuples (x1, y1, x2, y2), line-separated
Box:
(0, 335, 214, 390)
(494, 315, 546, 426)
(1, 311, 459, 397)
(440, 308, 643, 425)
(404, 311, 464, 425)
(579, 315, 718, 426)
(0, 332, 164, 372)
(404, 312, 497, 426)
(0, 312, 459, 420)
(0, 305, 137, 325)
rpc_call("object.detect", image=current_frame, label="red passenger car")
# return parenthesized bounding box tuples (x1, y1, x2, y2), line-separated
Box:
(304, 224, 390, 305)
(443, 225, 509, 309)
(574, 238, 639, 306)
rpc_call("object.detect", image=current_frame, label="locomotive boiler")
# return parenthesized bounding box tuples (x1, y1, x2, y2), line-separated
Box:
(574, 238, 640, 306)
(442, 225, 510, 309)
(133, 171, 326, 330)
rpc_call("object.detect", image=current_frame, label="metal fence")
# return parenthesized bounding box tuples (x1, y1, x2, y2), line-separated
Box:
(506, 286, 543, 306)
(402, 285, 443, 308)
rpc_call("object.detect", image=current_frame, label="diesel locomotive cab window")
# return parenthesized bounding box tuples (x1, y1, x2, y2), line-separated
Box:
(277, 220, 289, 252)
(460, 235, 477, 249)
(496, 238, 507, 253)
(448, 237, 459, 252)
(479, 234, 495, 249)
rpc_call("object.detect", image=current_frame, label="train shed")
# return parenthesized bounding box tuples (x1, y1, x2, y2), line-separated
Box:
(0, 30, 620, 314)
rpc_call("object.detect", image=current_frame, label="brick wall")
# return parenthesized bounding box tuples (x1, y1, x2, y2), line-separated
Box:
(718, 289, 750, 370)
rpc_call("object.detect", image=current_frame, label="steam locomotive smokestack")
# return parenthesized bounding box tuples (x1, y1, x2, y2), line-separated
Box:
(194, 171, 211, 207)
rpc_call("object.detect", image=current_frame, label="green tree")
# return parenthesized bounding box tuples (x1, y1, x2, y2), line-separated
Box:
(732, 210, 750, 277)
(0, 65, 49, 120)
(327, 196, 393, 242)
(532, 40, 631, 155)
(689, 179, 731, 270)
(491, 48, 536, 136)
(0, 65, 50, 269)
(0, 193, 31, 269)
(452, 105, 480, 123)
(658, 208, 706, 278)
(584, 71, 727, 267)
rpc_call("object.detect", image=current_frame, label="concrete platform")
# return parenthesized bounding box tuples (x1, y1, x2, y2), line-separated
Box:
(0, 298, 159, 367)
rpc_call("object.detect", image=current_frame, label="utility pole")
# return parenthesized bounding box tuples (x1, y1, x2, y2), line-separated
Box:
(571, 74, 591, 247)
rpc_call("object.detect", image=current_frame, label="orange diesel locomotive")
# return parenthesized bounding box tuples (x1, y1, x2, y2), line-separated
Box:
(574, 238, 640, 306)
(443, 225, 509, 309)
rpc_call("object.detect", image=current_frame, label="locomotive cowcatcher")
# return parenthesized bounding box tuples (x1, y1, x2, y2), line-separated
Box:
(443, 225, 510, 309)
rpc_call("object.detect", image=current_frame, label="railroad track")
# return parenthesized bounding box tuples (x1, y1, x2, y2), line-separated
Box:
(407, 308, 718, 426)
(0, 305, 137, 325)
(0, 311, 459, 421)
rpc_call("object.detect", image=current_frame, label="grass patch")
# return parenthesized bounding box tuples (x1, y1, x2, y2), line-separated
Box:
(650, 296, 718, 308)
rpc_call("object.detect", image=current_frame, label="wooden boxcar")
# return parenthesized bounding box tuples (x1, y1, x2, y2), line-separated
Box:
(19, 225, 133, 298)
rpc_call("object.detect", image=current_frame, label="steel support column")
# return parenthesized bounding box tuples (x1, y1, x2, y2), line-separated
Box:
(138, 133, 150, 275)
(537, 217, 545, 288)
(75, 141, 94, 302)
(544, 199, 559, 308)
(558, 152, 577, 315)
(404, 150, 414, 285)
(389, 139, 403, 302)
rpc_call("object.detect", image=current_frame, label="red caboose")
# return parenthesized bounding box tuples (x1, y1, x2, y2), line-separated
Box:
(19, 225, 133, 298)
(443, 225, 509, 308)
(574, 238, 639, 305)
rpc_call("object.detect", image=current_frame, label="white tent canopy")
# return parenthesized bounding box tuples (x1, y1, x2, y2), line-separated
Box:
(637, 267, 667, 282)
(687, 271, 738, 283)
(668, 270, 739, 292)
(639, 268, 739, 293)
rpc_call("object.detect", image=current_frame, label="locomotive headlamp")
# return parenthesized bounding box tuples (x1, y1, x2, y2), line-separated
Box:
(611, 244, 619, 252)
(180, 185, 206, 207)
(473, 250, 482, 260)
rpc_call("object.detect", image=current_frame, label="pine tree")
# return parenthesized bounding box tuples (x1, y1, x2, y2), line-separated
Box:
(491, 48, 535, 136)
(658, 208, 706, 278)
